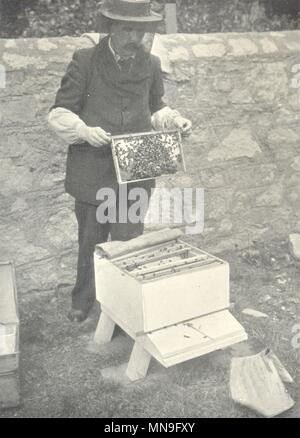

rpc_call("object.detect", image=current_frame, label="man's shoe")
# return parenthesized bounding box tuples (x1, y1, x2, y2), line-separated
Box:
(67, 309, 88, 323)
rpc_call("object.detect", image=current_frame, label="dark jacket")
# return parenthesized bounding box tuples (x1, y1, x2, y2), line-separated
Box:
(52, 36, 165, 204)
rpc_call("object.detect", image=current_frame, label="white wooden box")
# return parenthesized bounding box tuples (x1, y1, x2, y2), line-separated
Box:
(0, 262, 20, 408)
(0, 262, 19, 360)
(94, 239, 247, 367)
(95, 241, 230, 335)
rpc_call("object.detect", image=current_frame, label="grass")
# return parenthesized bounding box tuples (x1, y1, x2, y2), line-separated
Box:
(0, 237, 299, 418)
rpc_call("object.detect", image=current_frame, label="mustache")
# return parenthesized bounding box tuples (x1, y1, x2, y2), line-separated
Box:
(125, 43, 141, 50)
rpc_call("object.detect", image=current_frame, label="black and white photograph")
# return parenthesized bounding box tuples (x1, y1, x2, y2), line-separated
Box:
(0, 0, 299, 421)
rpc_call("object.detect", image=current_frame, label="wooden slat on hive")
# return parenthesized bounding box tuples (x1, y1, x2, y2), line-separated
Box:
(121, 247, 191, 271)
(133, 255, 213, 276)
(110, 137, 124, 185)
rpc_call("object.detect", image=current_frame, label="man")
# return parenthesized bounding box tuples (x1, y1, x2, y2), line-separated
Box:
(48, 0, 192, 322)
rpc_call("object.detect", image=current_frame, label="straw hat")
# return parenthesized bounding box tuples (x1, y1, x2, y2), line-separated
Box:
(99, 0, 163, 24)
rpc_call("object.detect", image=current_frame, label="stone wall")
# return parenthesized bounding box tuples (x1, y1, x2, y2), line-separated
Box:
(0, 31, 299, 295)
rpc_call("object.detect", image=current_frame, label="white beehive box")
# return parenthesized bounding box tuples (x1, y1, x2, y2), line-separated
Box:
(0, 262, 20, 408)
(94, 233, 247, 368)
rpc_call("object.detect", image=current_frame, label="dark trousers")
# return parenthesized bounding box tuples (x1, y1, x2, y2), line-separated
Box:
(71, 183, 153, 313)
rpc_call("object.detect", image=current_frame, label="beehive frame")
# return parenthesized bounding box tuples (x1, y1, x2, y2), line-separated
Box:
(111, 130, 186, 184)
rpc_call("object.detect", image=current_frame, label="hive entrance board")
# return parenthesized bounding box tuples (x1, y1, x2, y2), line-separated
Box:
(141, 310, 247, 367)
(111, 130, 185, 184)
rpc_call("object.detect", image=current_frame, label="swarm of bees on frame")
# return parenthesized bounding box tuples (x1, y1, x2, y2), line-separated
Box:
(113, 132, 183, 181)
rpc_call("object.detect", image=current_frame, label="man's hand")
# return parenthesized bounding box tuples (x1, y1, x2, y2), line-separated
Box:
(173, 116, 192, 136)
(78, 125, 111, 147)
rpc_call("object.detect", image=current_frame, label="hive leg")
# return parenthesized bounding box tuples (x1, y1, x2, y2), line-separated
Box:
(94, 311, 116, 345)
(126, 341, 152, 382)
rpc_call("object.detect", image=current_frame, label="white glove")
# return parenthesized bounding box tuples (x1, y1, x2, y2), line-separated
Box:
(78, 124, 111, 147)
(173, 115, 192, 136)
(151, 107, 192, 136)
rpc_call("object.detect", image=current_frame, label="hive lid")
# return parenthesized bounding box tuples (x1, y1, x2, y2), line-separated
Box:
(0, 262, 19, 325)
(96, 228, 183, 259)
